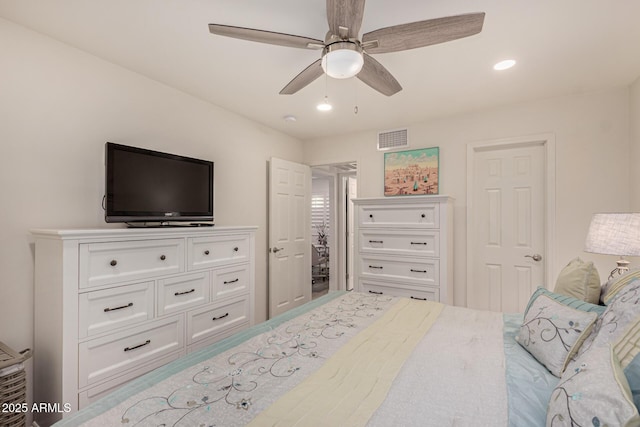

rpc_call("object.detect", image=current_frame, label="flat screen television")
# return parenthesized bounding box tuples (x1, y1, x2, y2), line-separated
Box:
(105, 142, 214, 224)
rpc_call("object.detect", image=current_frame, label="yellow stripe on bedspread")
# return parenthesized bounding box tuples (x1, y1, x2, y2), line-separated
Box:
(248, 298, 444, 427)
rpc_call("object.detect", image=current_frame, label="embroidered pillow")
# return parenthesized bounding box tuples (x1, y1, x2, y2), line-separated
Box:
(516, 294, 597, 377)
(553, 257, 601, 304)
(547, 345, 639, 427)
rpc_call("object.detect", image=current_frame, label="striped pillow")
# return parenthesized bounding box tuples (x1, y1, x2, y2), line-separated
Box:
(602, 269, 640, 305)
(524, 287, 605, 316)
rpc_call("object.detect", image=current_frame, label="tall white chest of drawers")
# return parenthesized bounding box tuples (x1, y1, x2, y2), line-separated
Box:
(353, 196, 453, 304)
(31, 226, 256, 426)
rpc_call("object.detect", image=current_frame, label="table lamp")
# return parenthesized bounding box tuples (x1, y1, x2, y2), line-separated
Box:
(584, 213, 640, 279)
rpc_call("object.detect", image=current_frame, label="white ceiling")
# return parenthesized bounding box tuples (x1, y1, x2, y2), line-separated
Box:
(2, 0, 640, 141)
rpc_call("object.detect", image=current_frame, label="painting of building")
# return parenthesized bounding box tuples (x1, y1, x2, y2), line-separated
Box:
(384, 147, 439, 196)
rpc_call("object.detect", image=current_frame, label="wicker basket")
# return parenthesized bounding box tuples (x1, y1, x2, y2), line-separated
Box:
(0, 342, 31, 427)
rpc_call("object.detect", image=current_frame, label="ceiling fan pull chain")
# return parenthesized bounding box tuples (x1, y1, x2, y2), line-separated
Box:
(353, 78, 359, 114)
(317, 58, 333, 112)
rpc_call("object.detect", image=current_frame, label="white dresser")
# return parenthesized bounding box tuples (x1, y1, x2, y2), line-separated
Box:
(353, 196, 453, 304)
(31, 226, 256, 426)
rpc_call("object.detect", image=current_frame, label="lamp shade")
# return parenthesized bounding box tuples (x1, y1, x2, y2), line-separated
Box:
(584, 213, 640, 256)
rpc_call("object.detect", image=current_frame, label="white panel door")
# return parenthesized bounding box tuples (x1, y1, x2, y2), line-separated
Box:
(346, 176, 357, 291)
(469, 143, 546, 312)
(269, 157, 311, 317)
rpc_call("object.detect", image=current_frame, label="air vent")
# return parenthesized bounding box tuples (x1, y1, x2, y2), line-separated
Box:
(377, 128, 408, 151)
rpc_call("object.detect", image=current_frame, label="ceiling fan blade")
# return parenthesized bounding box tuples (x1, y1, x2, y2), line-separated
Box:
(326, 0, 366, 39)
(279, 59, 324, 95)
(208, 24, 324, 49)
(357, 53, 402, 96)
(362, 12, 485, 54)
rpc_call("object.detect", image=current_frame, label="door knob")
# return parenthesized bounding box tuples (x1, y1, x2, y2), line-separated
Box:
(525, 254, 542, 262)
(271, 247, 283, 253)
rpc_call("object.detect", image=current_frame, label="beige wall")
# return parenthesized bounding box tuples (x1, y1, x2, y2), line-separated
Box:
(304, 88, 633, 306)
(631, 76, 640, 210)
(0, 17, 303, 394)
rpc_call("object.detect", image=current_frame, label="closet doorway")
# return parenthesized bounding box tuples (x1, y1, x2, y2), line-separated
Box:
(311, 162, 358, 299)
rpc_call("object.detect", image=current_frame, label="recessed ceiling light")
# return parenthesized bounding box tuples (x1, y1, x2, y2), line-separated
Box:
(316, 97, 332, 112)
(493, 59, 516, 71)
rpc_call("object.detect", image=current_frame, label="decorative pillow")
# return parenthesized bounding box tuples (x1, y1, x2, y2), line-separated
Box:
(525, 287, 606, 316)
(602, 268, 640, 305)
(625, 356, 640, 413)
(553, 257, 601, 304)
(589, 279, 640, 349)
(546, 345, 640, 427)
(516, 294, 598, 377)
(584, 279, 640, 411)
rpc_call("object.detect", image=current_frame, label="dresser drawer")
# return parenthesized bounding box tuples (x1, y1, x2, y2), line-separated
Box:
(78, 281, 154, 339)
(157, 272, 210, 316)
(78, 351, 182, 409)
(187, 234, 250, 271)
(212, 264, 251, 300)
(360, 255, 438, 286)
(359, 229, 439, 257)
(187, 296, 249, 345)
(78, 315, 184, 388)
(79, 239, 185, 288)
(359, 279, 440, 302)
(359, 204, 438, 228)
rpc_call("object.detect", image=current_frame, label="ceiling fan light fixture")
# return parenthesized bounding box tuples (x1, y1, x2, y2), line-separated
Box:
(210, 8, 486, 96)
(321, 42, 364, 79)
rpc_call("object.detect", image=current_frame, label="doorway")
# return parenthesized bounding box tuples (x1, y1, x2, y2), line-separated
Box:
(310, 162, 358, 299)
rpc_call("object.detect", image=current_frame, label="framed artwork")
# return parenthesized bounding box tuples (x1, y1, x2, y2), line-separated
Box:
(384, 147, 439, 196)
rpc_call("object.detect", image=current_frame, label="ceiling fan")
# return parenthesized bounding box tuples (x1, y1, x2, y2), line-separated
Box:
(208, 0, 484, 96)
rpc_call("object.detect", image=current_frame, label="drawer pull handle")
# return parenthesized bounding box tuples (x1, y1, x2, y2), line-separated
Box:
(369, 214, 374, 219)
(160, 255, 166, 261)
(124, 339, 150, 352)
(110, 259, 118, 267)
(224, 278, 239, 285)
(233, 247, 239, 252)
(174, 288, 195, 296)
(368, 290, 383, 295)
(421, 214, 426, 218)
(204, 250, 210, 255)
(212, 312, 229, 321)
(410, 269, 427, 273)
(104, 302, 133, 312)
(368, 265, 383, 269)
(411, 242, 428, 245)
(369, 240, 384, 244)
(410, 296, 428, 301)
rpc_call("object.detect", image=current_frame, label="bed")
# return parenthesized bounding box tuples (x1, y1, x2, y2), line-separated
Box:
(54, 279, 640, 427)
